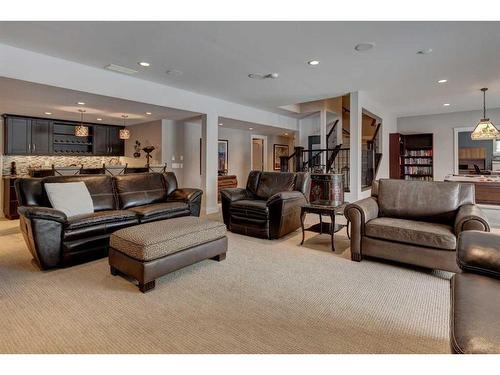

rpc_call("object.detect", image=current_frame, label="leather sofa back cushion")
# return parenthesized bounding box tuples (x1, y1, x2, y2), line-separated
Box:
(163, 172, 178, 196)
(42, 175, 116, 211)
(378, 179, 461, 223)
(115, 173, 167, 209)
(246, 171, 261, 196)
(15, 178, 48, 207)
(255, 172, 296, 200)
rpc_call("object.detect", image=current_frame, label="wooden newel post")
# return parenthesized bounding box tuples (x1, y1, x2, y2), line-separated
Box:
(279, 156, 289, 172)
(293, 146, 304, 172)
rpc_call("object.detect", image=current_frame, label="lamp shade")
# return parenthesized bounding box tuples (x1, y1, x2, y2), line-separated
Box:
(471, 119, 500, 140)
(75, 124, 89, 137)
(119, 128, 130, 140)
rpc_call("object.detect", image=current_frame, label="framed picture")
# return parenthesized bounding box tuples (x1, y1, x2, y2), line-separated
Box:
(273, 144, 289, 170)
(218, 139, 229, 175)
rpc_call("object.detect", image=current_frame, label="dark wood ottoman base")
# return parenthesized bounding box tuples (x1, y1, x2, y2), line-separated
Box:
(109, 237, 228, 293)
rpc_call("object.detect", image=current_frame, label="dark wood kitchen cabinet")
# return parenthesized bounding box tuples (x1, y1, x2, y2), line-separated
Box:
(93, 125, 124, 156)
(3, 114, 124, 156)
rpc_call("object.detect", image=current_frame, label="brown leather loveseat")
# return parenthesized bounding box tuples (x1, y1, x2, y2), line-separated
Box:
(220, 171, 310, 239)
(344, 179, 490, 272)
(15, 172, 202, 270)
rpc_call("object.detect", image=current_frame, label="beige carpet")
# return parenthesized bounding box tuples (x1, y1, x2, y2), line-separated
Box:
(0, 217, 452, 353)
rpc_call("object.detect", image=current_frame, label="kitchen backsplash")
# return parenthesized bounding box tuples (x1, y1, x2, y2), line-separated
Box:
(1, 155, 126, 176)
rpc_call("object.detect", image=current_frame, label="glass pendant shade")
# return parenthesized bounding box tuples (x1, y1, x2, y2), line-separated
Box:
(471, 88, 499, 140)
(75, 109, 88, 137)
(119, 128, 130, 139)
(471, 118, 500, 140)
(75, 125, 89, 137)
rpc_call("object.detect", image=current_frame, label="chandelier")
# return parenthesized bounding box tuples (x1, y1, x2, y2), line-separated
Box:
(119, 115, 130, 139)
(75, 109, 89, 137)
(471, 88, 499, 140)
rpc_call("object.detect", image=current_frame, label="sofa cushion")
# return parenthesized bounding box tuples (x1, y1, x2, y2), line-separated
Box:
(230, 199, 269, 221)
(114, 173, 167, 209)
(42, 175, 116, 211)
(378, 179, 461, 223)
(365, 217, 456, 250)
(255, 172, 296, 199)
(110, 217, 227, 261)
(451, 273, 500, 353)
(128, 202, 190, 223)
(63, 210, 139, 242)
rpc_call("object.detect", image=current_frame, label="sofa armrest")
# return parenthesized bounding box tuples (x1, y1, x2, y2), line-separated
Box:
(344, 197, 379, 261)
(18, 206, 67, 223)
(454, 204, 490, 235)
(168, 188, 203, 217)
(220, 188, 251, 202)
(457, 231, 500, 279)
(267, 191, 305, 206)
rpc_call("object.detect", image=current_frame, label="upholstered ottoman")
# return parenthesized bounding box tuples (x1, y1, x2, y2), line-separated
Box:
(109, 217, 227, 292)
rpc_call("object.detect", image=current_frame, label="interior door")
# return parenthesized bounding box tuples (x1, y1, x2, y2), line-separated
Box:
(252, 138, 264, 171)
(6, 116, 31, 155)
(31, 119, 52, 155)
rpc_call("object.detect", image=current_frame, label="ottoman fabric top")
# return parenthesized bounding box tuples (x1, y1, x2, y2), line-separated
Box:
(110, 217, 227, 261)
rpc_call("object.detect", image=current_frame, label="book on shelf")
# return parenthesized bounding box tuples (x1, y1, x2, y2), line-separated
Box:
(404, 149, 433, 157)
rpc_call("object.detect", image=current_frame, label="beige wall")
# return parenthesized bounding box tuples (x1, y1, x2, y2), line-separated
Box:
(123, 120, 163, 167)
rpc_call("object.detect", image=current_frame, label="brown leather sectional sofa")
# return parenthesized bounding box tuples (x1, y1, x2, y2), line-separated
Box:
(451, 231, 500, 354)
(15, 172, 202, 270)
(221, 171, 310, 239)
(345, 179, 490, 272)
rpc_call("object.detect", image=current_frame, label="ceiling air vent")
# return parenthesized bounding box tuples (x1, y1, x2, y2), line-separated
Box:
(104, 64, 138, 75)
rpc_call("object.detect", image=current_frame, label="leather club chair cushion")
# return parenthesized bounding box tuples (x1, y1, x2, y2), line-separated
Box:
(114, 173, 167, 209)
(365, 217, 457, 250)
(128, 202, 190, 222)
(378, 179, 463, 223)
(230, 199, 269, 221)
(255, 172, 296, 200)
(451, 273, 500, 353)
(42, 175, 117, 211)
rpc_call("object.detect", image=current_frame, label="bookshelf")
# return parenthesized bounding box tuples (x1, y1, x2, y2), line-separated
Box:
(390, 133, 434, 181)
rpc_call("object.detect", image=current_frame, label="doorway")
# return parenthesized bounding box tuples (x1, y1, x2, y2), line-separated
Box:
(251, 135, 267, 171)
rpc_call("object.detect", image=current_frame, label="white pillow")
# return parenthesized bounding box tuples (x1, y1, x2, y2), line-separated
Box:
(44, 182, 94, 218)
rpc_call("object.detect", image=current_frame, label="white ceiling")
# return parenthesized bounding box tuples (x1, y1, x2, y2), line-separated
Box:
(1, 22, 500, 117)
(219, 117, 295, 137)
(0, 77, 200, 125)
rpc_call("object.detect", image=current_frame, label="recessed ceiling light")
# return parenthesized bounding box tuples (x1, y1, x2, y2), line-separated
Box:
(218, 123, 223, 126)
(417, 48, 433, 55)
(443, 103, 451, 107)
(44, 112, 52, 115)
(166, 69, 183, 76)
(307, 60, 320, 66)
(249, 127, 253, 130)
(145, 112, 152, 115)
(77, 102, 85, 105)
(354, 43, 375, 52)
(96, 118, 103, 121)
(138, 62, 151, 67)
(284, 133, 289, 136)
(437, 79, 448, 84)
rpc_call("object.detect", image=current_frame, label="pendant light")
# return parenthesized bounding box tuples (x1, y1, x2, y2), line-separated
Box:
(119, 115, 130, 139)
(75, 109, 89, 137)
(471, 88, 499, 140)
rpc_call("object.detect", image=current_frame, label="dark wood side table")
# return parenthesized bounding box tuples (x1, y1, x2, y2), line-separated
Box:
(300, 200, 349, 251)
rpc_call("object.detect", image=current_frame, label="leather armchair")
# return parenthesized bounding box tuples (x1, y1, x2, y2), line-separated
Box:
(15, 172, 202, 269)
(345, 179, 489, 272)
(221, 171, 310, 239)
(451, 231, 500, 354)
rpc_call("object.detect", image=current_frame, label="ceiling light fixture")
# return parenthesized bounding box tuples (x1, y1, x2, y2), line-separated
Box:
(249, 127, 253, 130)
(354, 43, 375, 52)
(443, 103, 451, 107)
(97, 118, 103, 121)
(307, 60, 320, 66)
(438, 79, 448, 84)
(77, 102, 85, 106)
(119, 115, 130, 140)
(248, 73, 279, 80)
(218, 123, 223, 126)
(138, 62, 151, 67)
(44, 112, 52, 115)
(145, 112, 152, 115)
(417, 48, 433, 55)
(105, 64, 138, 75)
(284, 133, 289, 136)
(471, 88, 500, 140)
(75, 109, 89, 137)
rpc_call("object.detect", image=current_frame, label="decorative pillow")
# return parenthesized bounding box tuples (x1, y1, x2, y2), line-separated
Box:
(44, 182, 94, 217)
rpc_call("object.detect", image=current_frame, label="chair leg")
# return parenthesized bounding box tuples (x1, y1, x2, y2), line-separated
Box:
(139, 280, 156, 293)
(351, 252, 362, 262)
